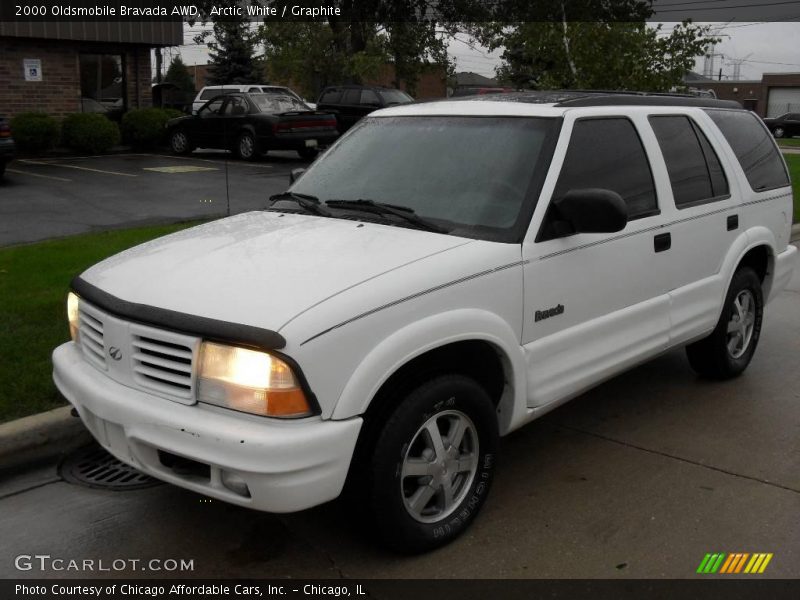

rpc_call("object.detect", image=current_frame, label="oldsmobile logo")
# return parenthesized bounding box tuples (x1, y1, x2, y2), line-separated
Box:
(108, 347, 123, 361)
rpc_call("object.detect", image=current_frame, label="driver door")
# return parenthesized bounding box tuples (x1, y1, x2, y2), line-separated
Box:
(195, 97, 226, 147)
(521, 114, 672, 408)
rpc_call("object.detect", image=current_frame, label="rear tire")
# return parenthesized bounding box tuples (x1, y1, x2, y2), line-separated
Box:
(356, 374, 498, 553)
(235, 131, 258, 161)
(773, 127, 785, 138)
(686, 267, 763, 379)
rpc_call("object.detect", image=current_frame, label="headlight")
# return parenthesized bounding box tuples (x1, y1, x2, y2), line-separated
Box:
(197, 342, 313, 418)
(67, 292, 80, 343)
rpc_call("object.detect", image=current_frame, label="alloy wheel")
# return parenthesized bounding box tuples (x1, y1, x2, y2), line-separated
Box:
(727, 289, 756, 359)
(400, 410, 479, 523)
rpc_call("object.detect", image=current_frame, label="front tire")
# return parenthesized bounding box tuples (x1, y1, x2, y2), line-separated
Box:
(169, 129, 193, 155)
(359, 374, 498, 553)
(686, 267, 763, 379)
(773, 127, 785, 138)
(235, 131, 258, 161)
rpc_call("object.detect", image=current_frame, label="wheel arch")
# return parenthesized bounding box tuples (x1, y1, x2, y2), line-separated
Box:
(331, 309, 527, 436)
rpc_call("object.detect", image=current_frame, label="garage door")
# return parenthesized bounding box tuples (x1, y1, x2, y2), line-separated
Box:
(767, 87, 800, 117)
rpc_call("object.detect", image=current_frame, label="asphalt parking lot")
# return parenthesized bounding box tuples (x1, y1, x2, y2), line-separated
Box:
(0, 151, 306, 247)
(1, 266, 798, 580)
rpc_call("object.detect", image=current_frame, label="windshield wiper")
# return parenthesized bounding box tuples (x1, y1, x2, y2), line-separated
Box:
(325, 199, 448, 233)
(268, 191, 332, 217)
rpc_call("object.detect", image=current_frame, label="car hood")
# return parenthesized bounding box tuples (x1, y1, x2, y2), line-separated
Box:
(79, 211, 473, 332)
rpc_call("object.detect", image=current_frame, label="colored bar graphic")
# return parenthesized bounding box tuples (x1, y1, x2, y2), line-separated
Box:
(698, 552, 773, 574)
(719, 554, 736, 573)
(759, 554, 773, 573)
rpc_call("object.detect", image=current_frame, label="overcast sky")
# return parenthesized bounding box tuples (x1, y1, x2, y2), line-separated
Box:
(168, 22, 800, 83)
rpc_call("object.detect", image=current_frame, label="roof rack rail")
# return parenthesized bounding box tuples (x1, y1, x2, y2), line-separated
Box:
(556, 94, 741, 109)
(456, 90, 742, 109)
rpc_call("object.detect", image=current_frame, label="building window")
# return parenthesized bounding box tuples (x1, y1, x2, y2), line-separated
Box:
(79, 54, 125, 115)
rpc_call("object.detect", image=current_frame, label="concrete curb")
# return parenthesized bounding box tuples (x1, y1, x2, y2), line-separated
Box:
(0, 406, 91, 471)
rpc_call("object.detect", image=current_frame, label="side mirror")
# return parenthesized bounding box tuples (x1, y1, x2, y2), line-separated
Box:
(552, 188, 627, 234)
(289, 168, 306, 184)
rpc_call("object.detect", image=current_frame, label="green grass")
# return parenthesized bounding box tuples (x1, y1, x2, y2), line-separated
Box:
(785, 154, 800, 223)
(777, 138, 800, 148)
(0, 222, 204, 423)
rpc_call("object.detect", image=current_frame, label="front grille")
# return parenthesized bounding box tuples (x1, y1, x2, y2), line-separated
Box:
(75, 299, 199, 404)
(78, 307, 106, 369)
(131, 333, 194, 400)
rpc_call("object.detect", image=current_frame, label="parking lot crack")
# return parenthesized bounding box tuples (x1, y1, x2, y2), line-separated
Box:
(556, 424, 800, 495)
(0, 478, 61, 501)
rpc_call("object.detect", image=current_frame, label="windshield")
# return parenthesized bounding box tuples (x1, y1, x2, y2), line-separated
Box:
(251, 94, 309, 113)
(380, 89, 414, 104)
(290, 116, 560, 242)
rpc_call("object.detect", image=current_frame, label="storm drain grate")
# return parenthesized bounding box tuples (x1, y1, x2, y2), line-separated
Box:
(59, 444, 162, 490)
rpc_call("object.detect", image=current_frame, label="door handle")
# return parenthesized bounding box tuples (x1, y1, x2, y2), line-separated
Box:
(727, 214, 739, 231)
(654, 232, 671, 253)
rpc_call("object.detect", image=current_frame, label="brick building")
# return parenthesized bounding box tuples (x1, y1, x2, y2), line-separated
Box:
(0, 22, 182, 119)
(685, 72, 800, 117)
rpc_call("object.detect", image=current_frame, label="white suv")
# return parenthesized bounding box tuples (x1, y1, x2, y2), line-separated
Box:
(53, 92, 797, 552)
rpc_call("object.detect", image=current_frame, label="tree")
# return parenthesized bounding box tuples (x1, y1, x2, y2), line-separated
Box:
(470, 0, 717, 92)
(163, 56, 196, 96)
(490, 21, 716, 91)
(202, 4, 260, 85)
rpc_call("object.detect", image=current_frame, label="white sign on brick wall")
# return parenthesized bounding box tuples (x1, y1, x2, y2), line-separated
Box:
(23, 58, 42, 82)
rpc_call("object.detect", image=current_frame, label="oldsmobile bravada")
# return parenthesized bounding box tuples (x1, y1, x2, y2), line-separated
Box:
(54, 92, 797, 552)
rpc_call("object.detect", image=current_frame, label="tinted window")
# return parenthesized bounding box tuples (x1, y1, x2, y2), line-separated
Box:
(650, 115, 729, 208)
(705, 109, 789, 191)
(318, 89, 341, 103)
(341, 89, 360, 104)
(553, 118, 657, 219)
(360, 90, 380, 105)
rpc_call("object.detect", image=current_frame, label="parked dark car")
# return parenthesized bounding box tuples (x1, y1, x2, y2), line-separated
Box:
(763, 112, 800, 138)
(315, 85, 414, 133)
(166, 93, 338, 160)
(0, 116, 14, 178)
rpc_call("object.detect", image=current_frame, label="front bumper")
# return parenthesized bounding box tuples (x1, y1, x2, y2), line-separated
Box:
(53, 342, 362, 512)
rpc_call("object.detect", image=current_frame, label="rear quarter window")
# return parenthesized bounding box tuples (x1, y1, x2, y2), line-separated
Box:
(704, 109, 789, 192)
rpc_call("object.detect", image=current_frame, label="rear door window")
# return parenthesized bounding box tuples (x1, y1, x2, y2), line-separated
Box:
(341, 89, 360, 105)
(360, 90, 380, 106)
(704, 109, 789, 192)
(650, 115, 729, 208)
